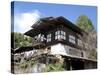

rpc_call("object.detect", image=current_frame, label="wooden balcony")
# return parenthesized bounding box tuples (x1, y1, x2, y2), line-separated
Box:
(32, 39, 46, 49)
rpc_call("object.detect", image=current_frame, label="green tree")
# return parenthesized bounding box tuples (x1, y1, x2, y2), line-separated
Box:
(76, 15, 94, 32)
(75, 15, 97, 60)
(88, 49, 97, 60)
(11, 32, 32, 49)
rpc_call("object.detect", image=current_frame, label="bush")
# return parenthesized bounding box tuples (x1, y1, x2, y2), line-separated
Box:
(46, 62, 65, 72)
(20, 62, 28, 69)
(19, 59, 36, 69)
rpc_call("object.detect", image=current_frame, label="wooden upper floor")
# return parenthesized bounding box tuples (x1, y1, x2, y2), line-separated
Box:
(25, 16, 87, 50)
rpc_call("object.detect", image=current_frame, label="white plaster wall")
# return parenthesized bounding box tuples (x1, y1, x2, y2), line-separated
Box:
(50, 43, 86, 59)
(50, 43, 67, 55)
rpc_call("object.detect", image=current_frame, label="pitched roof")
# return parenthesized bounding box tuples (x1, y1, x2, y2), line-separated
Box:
(24, 16, 87, 37)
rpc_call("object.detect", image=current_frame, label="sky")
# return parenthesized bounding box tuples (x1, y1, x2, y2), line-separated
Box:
(11, 1, 97, 33)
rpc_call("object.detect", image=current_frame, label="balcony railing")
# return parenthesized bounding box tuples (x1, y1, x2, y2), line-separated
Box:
(32, 39, 46, 49)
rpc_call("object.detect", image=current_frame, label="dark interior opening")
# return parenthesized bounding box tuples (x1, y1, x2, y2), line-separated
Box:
(64, 58, 84, 70)
(71, 60, 84, 70)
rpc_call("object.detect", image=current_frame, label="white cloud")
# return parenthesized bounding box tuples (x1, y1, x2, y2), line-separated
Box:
(14, 10, 41, 33)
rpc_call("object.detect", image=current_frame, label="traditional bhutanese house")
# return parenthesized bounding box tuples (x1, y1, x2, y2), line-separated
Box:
(14, 16, 97, 70)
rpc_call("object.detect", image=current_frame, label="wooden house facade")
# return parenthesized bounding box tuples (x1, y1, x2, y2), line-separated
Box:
(14, 16, 97, 71)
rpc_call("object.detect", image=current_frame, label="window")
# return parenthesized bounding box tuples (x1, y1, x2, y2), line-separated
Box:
(55, 30, 66, 40)
(47, 34, 51, 42)
(55, 30, 60, 40)
(78, 39, 83, 47)
(69, 35, 75, 44)
(61, 30, 66, 40)
(34, 34, 45, 42)
(41, 35, 44, 42)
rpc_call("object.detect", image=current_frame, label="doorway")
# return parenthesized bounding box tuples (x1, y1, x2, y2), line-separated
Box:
(64, 58, 84, 70)
(71, 60, 84, 70)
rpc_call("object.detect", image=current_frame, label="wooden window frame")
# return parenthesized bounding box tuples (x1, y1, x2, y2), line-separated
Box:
(69, 35, 75, 44)
(55, 30, 66, 40)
